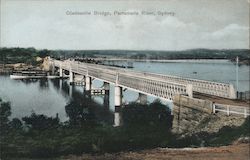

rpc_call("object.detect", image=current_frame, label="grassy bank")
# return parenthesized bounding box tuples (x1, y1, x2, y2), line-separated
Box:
(0, 98, 249, 159)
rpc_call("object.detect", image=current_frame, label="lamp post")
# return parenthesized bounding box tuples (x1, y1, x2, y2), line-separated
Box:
(236, 56, 239, 92)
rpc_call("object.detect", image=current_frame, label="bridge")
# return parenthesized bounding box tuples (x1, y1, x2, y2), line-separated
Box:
(50, 58, 236, 99)
(49, 58, 238, 126)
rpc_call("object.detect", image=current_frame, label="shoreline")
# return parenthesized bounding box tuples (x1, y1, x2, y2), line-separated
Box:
(90, 58, 249, 64)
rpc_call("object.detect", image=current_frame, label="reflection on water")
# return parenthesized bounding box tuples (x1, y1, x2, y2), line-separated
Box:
(0, 76, 67, 121)
(0, 76, 114, 123)
(46, 78, 114, 124)
(65, 89, 113, 126)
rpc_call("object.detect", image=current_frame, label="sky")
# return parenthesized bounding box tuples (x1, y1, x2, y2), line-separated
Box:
(0, 0, 249, 50)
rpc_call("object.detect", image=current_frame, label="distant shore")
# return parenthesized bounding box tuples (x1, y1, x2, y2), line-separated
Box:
(91, 58, 249, 64)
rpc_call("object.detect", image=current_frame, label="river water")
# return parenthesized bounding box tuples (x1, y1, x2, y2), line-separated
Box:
(0, 60, 249, 122)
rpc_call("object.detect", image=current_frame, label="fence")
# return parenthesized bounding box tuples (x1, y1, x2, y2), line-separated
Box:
(173, 95, 249, 118)
(213, 103, 250, 118)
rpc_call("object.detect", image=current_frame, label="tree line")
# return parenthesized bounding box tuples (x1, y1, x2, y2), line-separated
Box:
(1, 95, 249, 159)
(1, 47, 249, 64)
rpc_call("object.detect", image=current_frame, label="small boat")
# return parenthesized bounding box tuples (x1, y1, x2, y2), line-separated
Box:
(10, 70, 57, 79)
(193, 71, 197, 74)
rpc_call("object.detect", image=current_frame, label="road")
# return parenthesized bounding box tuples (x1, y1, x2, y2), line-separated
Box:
(193, 92, 249, 107)
(60, 143, 250, 160)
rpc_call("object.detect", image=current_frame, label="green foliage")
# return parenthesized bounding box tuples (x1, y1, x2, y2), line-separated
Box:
(172, 117, 250, 148)
(0, 97, 249, 158)
(9, 118, 23, 130)
(208, 117, 250, 146)
(122, 101, 172, 128)
(0, 47, 47, 65)
(65, 99, 96, 126)
(0, 100, 11, 129)
(22, 112, 60, 130)
(1, 47, 249, 64)
(0, 98, 173, 158)
(64, 93, 99, 127)
(37, 49, 50, 58)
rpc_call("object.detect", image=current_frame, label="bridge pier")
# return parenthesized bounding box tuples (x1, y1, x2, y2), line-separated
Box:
(103, 82, 110, 95)
(69, 85, 73, 98)
(51, 62, 55, 75)
(186, 84, 193, 98)
(114, 107, 122, 127)
(69, 70, 74, 85)
(138, 93, 147, 105)
(104, 94, 109, 108)
(114, 85, 122, 127)
(229, 84, 236, 99)
(59, 79, 63, 91)
(59, 67, 63, 78)
(85, 76, 92, 93)
(103, 82, 110, 107)
(114, 85, 122, 107)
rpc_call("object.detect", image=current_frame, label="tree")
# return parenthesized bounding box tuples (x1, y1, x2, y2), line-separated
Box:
(38, 49, 50, 58)
(22, 112, 59, 130)
(122, 100, 172, 128)
(0, 100, 11, 129)
(9, 118, 22, 130)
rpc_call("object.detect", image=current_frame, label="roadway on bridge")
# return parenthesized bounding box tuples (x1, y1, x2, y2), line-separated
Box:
(193, 92, 249, 107)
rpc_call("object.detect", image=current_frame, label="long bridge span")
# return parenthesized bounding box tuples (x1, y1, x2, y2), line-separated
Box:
(50, 58, 236, 100)
(49, 58, 238, 126)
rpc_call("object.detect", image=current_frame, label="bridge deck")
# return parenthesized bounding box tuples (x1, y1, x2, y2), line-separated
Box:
(51, 59, 237, 100)
(193, 92, 249, 107)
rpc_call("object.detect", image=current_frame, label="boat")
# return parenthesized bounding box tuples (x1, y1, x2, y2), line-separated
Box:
(10, 70, 59, 79)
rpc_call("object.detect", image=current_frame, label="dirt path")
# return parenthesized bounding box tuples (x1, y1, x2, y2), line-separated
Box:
(62, 143, 250, 160)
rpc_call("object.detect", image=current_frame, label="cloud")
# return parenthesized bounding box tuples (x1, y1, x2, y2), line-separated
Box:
(210, 24, 249, 39)
(201, 24, 249, 49)
(1, 1, 249, 50)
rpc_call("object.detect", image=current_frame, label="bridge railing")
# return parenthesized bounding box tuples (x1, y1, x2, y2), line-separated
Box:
(118, 72, 188, 100)
(119, 70, 236, 99)
(80, 61, 190, 100)
(85, 60, 236, 99)
(52, 59, 237, 100)
(52, 59, 191, 100)
(214, 103, 250, 118)
(66, 59, 236, 99)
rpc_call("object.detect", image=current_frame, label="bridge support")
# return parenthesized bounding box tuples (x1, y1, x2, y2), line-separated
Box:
(114, 85, 122, 127)
(69, 85, 73, 98)
(59, 67, 63, 78)
(51, 62, 55, 75)
(103, 82, 110, 95)
(229, 84, 236, 99)
(59, 79, 63, 91)
(114, 85, 122, 107)
(104, 93, 109, 108)
(103, 82, 110, 107)
(69, 70, 74, 85)
(114, 107, 122, 127)
(138, 93, 147, 104)
(186, 84, 193, 98)
(85, 76, 92, 92)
